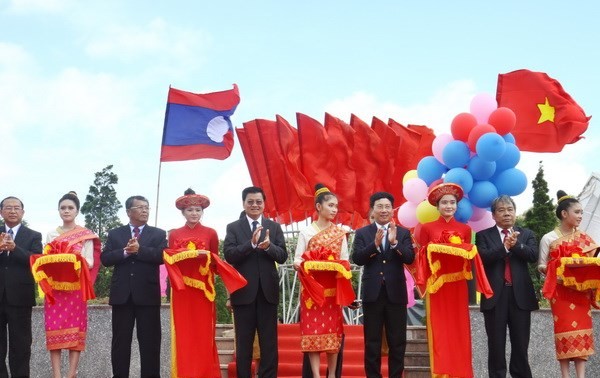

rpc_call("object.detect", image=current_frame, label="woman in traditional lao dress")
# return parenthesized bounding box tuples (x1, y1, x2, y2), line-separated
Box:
(164, 189, 246, 378)
(43, 191, 99, 378)
(415, 183, 491, 378)
(293, 184, 355, 378)
(538, 190, 599, 378)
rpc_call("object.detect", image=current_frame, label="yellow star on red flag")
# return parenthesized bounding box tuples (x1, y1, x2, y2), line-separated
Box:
(537, 97, 555, 124)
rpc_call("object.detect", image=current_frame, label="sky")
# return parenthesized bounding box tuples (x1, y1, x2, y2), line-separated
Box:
(1, 0, 599, 239)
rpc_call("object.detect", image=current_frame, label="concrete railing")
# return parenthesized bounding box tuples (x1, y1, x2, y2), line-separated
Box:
(23, 305, 600, 377)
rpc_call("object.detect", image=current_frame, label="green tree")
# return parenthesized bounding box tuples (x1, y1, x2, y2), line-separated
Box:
(81, 165, 123, 298)
(519, 161, 557, 303)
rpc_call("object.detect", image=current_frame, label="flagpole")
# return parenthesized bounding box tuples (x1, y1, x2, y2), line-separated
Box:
(154, 161, 162, 227)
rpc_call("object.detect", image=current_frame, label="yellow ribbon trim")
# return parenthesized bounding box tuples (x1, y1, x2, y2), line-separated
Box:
(425, 243, 477, 294)
(164, 244, 215, 301)
(302, 261, 352, 280)
(324, 288, 336, 297)
(31, 254, 81, 285)
(557, 257, 600, 301)
(32, 271, 81, 290)
(182, 275, 216, 302)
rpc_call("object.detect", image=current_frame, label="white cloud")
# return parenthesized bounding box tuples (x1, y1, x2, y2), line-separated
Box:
(83, 18, 211, 69)
(324, 80, 477, 133)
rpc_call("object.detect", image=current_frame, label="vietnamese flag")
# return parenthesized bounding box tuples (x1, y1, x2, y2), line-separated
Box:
(496, 69, 591, 152)
(161, 84, 240, 161)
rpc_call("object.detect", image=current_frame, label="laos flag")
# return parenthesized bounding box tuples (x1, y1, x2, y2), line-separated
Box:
(160, 84, 240, 161)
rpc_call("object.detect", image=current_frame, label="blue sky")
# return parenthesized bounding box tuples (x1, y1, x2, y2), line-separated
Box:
(1, 0, 599, 237)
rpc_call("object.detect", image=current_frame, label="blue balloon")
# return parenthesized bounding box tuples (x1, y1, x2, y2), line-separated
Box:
(455, 197, 474, 223)
(444, 168, 474, 193)
(442, 141, 471, 168)
(493, 168, 528, 196)
(476, 132, 507, 162)
(467, 155, 496, 181)
(503, 133, 516, 144)
(468, 181, 499, 208)
(417, 156, 448, 185)
(495, 143, 521, 172)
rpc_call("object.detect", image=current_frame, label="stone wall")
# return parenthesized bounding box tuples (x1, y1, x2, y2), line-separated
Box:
(21, 305, 600, 377)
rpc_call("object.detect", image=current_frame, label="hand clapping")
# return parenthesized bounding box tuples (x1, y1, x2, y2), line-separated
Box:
(125, 237, 139, 254)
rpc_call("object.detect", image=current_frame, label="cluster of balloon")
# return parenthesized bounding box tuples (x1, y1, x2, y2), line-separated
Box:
(397, 93, 527, 232)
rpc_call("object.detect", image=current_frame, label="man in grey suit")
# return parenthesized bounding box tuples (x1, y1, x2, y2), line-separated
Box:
(101, 195, 167, 378)
(224, 186, 288, 378)
(0, 196, 43, 378)
(476, 195, 539, 378)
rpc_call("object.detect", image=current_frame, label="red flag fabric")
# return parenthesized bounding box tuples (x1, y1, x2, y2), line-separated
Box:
(161, 85, 240, 161)
(372, 117, 400, 195)
(240, 120, 277, 217)
(297, 113, 337, 190)
(350, 114, 386, 219)
(496, 69, 591, 152)
(324, 113, 356, 222)
(276, 115, 313, 219)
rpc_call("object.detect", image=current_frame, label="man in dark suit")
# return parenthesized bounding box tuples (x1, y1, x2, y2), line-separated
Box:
(475, 195, 539, 378)
(101, 195, 167, 378)
(352, 192, 415, 378)
(0, 196, 43, 378)
(224, 186, 287, 378)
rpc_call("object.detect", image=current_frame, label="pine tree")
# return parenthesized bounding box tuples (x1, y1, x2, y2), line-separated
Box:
(520, 161, 557, 303)
(81, 165, 123, 242)
(81, 165, 123, 298)
(522, 161, 557, 237)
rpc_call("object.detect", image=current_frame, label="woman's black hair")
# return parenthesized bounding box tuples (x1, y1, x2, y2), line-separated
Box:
(59, 191, 80, 211)
(555, 190, 579, 220)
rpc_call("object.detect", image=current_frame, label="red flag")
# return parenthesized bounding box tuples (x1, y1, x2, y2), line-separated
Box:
(389, 120, 423, 203)
(350, 114, 385, 219)
(372, 117, 400, 195)
(240, 120, 277, 217)
(323, 114, 358, 225)
(275, 115, 313, 219)
(408, 124, 435, 159)
(496, 69, 591, 152)
(297, 113, 337, 190)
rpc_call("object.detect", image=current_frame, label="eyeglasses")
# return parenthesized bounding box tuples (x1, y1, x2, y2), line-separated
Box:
(1, 206, 22, 212)
(130, 206, 150, 211)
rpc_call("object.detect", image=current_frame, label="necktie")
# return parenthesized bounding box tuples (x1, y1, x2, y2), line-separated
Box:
(381, 226, 387, 251)
(251, 221, 259, 233)
(7, 229, 13, 238)
(133, 227, 140, 239)
(502, 229, 512, 284)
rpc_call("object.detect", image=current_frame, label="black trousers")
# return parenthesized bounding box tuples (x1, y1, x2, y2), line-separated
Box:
(232, 289, 278, 378)
(362, 285, 407, 378)
(111, 301, 161, 378)
(483, 285, 533, 378)
(0, 298, 32, 378)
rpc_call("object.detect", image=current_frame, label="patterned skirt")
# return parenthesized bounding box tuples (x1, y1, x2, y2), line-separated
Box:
(44, 290, 87, 351)
(300, 271, 343, 353)
(551, 285, 595, 360)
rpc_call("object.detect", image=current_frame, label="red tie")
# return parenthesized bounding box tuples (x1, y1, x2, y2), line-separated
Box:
(133, 227, 140, 239)
(502, 229, 512, 284)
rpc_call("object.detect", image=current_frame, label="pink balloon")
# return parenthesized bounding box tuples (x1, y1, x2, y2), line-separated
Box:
(403, 178, 429, 203)
(428, 178, 444, 190)
(397, 201, 418, 228)
(470, 205, 488, 222)
(432, 134, 454, 164)
(468, 210, 495, 232)
(470, 93, 497, 124)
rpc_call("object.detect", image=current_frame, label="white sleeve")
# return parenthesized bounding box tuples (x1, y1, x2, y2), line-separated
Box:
(294, 231, 308, 266)
(82, 239, 94, 268)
